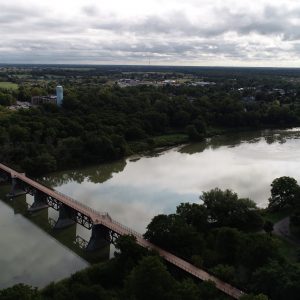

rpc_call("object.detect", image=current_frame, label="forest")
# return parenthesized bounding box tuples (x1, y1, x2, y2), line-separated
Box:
(1, 67, 300, 300)
(1, 76, 300, 175)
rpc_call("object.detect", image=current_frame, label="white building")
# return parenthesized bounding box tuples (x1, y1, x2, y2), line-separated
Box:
(56, 85, 63, 106)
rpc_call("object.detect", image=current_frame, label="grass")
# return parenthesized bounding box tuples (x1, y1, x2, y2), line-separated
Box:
(261, 209, 299, 263)
(152, 133, 189, 147)
(128, 133, 189, 156)
(0, 82, 18, 90)
(261, 208, 291, 223)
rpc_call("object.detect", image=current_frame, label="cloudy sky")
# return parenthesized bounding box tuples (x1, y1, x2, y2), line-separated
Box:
(1, 0, 300, 66)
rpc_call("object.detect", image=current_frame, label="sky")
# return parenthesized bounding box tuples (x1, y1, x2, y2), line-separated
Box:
(1, 0, 300, 67)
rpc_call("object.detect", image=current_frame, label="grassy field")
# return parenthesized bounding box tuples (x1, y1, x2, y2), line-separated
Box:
(261, 208, 291, 223)
(0, 82, 18, 90)
(152, 133, 189, 147)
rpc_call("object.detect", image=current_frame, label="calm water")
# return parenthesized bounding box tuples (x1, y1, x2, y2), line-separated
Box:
(1, 128, 300, 288)
(0, 188, 89, 289)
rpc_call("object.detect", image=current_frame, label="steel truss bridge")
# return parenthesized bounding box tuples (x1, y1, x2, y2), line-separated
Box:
(0, 163, 245, 299)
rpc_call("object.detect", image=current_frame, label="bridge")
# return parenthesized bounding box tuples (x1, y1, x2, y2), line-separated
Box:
(0, 163, 245, 299)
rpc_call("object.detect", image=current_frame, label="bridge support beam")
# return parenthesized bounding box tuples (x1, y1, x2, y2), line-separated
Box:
(86, 224, 110, 251)
(28, 191, 49, 212)
(7, 177, 26, 198)
(54, 204, 76, 229)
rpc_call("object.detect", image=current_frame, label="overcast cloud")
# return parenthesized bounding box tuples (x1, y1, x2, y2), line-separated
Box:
(1, 0, 300, 66)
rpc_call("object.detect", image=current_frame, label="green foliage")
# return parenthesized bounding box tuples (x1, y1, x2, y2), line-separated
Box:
(290, 209, 300, 237)
(209, 264, 235, 282)
(1, 80, 300, 175)
(114, 235, 147, 265)
(241, 294, 269, 300)
(239, 234, 280, 271)
(0, 284, 40, 300)
(200, 188, 263, 231)
(174, 279, 202, 300)
(268, 177, 300, 210)
(212, 227, 243, 265)
(263, 220, 274, 234)
(290, 209, 300, 227)
(124, 256, 175, 300)
(144, 214, 205, 258)
(0, 93, 14, 106)
(186, 125, 205, 141)
(0, 82, 18, 90)
(176, 202, 209, 232)
(251, 261, 300, 300)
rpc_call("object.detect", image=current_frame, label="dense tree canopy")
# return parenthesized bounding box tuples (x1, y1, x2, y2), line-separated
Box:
(268, 177, 300, 210)
(1, 79, 300, 175)
(200, 188, 263, 231)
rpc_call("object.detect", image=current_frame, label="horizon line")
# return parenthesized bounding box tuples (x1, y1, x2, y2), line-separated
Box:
(1, 63, 300, 70)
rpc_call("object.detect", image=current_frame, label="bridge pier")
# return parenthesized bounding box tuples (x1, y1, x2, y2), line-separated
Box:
(28, 191, 49, 212)
(7, 177, 26, 198)
(86, 224, 110, 251)
(54, 204, 76, 229)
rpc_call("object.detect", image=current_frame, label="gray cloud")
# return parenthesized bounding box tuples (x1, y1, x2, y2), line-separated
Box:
(1, 0, 300, 65)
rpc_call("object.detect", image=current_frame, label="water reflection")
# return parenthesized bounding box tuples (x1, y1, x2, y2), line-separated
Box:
(41, 160, 127, 187)
(2, 128, 300, 289)
(39, 128, 300, 236)
(181, 129, 300, 154)
(0, 185, 109, 289)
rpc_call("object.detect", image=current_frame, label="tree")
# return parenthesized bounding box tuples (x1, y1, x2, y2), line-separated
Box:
(144, 214, 205, 259)
(114, 235, 146, 263)
(209, 264, 235, 282)
(240, 294, 268, 300)
(175, 279, 202, 300)
(200, 189, 263, 231)
(268, 177, 300, 210)
(263, 221, 274, 235)
(124, 256, 176, 300)
(186, 125, 204, 141)
(212, 227, 243, 265)
(239, 234, 280, 270)
(252, 261, 300, 300)
(290, 209, 300, 227)
(9, 125, 29, 144)
(0, 284, 40, 300)
(176, 202, 209, 232)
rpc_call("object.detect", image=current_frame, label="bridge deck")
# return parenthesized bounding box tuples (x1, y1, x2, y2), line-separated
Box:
(0, 163, 245, 299)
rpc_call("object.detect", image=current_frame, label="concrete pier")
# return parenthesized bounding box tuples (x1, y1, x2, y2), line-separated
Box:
(54, 204, 76, 229)
(86, 224, 110, 251)
(28, 191, 49, 212)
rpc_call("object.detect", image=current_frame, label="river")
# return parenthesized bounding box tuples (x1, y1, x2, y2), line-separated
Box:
(1, 128, 300, 288)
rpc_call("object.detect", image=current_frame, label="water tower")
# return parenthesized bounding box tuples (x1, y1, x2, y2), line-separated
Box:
(56, 85, 63, 106)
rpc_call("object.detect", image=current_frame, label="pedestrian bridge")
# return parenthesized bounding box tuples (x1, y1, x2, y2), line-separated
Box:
(0, 163, 245, 299)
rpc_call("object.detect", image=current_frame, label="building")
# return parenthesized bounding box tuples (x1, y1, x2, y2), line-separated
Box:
(31, 95, 57, 105)
(56, 85, 63, 106)
(8, 101, 32, 111)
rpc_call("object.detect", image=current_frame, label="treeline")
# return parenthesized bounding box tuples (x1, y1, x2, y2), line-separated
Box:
(0, 235, 237, 300)
(1, 84, 300, 175)
(143, 178, 300, 300)
(0, 88, 17, 106)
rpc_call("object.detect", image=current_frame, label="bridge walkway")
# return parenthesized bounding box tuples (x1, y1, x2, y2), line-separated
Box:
(0, 163, 245, 299)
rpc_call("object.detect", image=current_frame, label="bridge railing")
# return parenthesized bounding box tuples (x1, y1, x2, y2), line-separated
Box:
(54, 190, 109, 218)
(109, 218, 144, 238)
